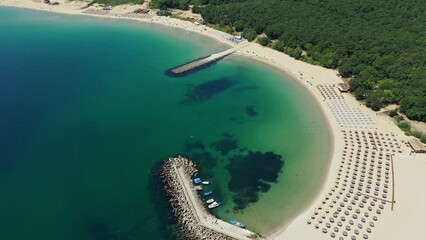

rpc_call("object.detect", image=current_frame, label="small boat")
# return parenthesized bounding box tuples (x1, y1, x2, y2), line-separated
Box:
(194, 185, 203, 191)
(203, 191, 213, 196)
(208, 201, 220, 209)
(201, 181, 209, 185)
(193, 178, 202, 184)
(229, 220, 246, 228)
(206, 198, 215, 204)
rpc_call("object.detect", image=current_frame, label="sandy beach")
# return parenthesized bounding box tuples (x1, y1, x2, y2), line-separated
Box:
(1, 1, 426, 239)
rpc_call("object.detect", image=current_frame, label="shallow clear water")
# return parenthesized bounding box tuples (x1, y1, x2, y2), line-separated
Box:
(0, 8, 330, 239)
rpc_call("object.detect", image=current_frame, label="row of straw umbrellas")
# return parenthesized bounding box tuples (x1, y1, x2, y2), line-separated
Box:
(306, 130, 408, 239)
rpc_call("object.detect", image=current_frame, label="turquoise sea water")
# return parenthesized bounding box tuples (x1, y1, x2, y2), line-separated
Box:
(0, 8, 331, 239)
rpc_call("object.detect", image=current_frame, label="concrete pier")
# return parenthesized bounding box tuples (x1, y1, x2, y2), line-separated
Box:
(170, 48, 238, 75)
(160, 156, 262, 240)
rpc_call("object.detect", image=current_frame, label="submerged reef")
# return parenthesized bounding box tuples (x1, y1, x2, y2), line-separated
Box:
(227, 151, 284, 211)
(183, 132, 285, 211)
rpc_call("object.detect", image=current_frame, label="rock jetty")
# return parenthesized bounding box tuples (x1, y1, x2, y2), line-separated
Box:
(160, 156, 238, 240)
(169, 47, 240, 75)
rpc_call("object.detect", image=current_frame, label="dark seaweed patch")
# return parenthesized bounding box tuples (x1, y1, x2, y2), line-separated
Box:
(226, 151, 284, 210)
(184, 138, 205, 152)
(183, 138, 218, 179)
(183, 78, 234, 104)
(230, 85, 259, 92)
(87, 223, 119, 240)
(211, 134, 238, 155)
(189, 151, 217, 170)
(246, 105, 258, 117)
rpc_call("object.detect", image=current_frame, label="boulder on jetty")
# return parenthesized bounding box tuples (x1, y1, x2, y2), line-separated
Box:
(160, 156, 237, 240)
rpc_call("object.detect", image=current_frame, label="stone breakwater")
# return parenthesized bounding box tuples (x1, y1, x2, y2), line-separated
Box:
(160, 156, 240, 240)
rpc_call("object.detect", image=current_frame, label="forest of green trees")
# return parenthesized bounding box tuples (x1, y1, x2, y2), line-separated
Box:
(96, 0, 144, 6)
(149, 0, 426, 122)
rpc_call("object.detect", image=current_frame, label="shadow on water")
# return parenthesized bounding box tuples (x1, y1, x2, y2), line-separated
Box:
(182, 78, 235, 104)
(87, 223, 119, 240)
(146, 159, 182, 240)
(86, 159, 182, 240)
